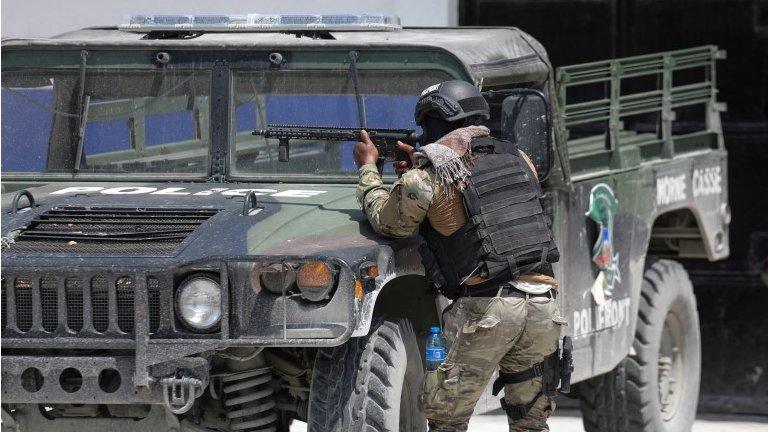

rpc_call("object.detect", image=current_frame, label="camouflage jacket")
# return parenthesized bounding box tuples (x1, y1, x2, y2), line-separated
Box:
(356, 163, 437, 238)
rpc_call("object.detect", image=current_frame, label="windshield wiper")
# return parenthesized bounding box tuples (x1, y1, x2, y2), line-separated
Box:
(266, 50, 368, 164)
(348, 50, 393, 171)
(348, 50, 367, 129)
(73, 50, 90, 173)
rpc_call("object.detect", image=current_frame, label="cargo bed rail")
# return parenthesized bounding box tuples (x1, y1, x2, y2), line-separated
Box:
(556, 45, 727, 177)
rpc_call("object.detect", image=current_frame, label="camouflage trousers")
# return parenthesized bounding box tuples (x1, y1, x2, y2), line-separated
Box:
(419, 292, 564, 432)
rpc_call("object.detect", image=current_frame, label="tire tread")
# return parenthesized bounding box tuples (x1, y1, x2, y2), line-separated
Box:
(309, 318, 424, 432)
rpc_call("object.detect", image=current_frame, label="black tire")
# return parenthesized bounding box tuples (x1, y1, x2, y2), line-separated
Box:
(578, 259, 701, 432)
(577, 361, 629, 431)
(308, 318, 427, 432)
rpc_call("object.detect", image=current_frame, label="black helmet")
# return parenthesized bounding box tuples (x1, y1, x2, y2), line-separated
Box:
(414, 80, 490, 126)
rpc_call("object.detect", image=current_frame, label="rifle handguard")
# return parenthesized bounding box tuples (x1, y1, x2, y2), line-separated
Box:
(253, 124, 421, 173)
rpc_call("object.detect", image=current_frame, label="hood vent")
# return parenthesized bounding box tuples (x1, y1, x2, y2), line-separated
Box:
(7, 206, 220, 255)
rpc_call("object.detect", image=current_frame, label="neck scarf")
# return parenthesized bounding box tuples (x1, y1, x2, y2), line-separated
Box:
(415, 125, 490, 193)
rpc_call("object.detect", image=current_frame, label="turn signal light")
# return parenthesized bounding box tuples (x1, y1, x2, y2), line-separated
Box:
(364, 265, 379, 279)
(297, 261, 335, 301)
(354, 278, 364, 300)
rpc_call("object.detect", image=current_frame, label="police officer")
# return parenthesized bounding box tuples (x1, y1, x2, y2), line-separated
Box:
(353, 80, 566, 432)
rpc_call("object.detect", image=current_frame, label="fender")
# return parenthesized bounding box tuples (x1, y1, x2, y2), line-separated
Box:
(350, 237, 427, 337)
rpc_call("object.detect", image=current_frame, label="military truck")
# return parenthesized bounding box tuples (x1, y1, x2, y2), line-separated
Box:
(0, 14, 729, 432)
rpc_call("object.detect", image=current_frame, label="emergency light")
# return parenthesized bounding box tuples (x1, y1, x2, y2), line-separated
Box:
(119, 13, 402, 32)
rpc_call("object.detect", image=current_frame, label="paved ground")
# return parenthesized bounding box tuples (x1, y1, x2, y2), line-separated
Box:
(467, 409, 768, 432)
(290, 409, 768, 431)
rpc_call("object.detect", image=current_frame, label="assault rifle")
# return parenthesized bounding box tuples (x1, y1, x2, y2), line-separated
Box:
(252, 124, 421, 172)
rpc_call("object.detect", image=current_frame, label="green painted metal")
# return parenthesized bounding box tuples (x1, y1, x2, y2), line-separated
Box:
(1, 50, 156, 69)
(281, 50, 470, 80)
(1, 49, 469, 80)
(557, 45, 727, 178)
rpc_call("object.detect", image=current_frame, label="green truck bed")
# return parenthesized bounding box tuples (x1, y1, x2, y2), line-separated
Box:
(557, 45, 727, 179)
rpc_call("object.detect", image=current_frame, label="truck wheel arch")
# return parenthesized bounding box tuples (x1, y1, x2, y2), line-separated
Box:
(649, 205, 728, 261)
(371, 275, 440, 348)
(649, 208, 711, 260)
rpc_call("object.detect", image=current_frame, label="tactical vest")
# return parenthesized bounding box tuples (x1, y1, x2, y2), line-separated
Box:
(420, 136, 560, 299)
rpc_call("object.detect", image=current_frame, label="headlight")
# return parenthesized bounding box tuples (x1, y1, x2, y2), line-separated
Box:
(175, 275, 222, 331)
(296, 261, 335, 301)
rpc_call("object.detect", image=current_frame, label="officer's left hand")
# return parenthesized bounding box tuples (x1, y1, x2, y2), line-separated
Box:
(393, 141, 416, 176)
(353, 130, 379, 168)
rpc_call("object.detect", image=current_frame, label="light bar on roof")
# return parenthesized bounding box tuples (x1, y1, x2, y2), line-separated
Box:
(119, 13, 402, 32)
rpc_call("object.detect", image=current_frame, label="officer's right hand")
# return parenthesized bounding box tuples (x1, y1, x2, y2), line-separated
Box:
(394, 141, 416, 176)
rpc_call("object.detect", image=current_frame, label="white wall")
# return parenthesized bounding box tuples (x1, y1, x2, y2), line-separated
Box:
(1, 0, 458, 38)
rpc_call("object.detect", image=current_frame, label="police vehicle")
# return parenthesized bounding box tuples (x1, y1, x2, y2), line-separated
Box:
(1, 13, 729, 432)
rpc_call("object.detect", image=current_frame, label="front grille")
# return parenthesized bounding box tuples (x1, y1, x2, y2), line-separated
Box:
(1, 278, 7, 329)
(7, 206, 220, 255)
(65, 277, 84, 332)
(2, 273, 163, 337)
(40, 275, 58, 332)
(14, 278, 33, 332)
(91, 275, 110, 333)
(116, 277, 135, 333)
(148, 277, 161, 332)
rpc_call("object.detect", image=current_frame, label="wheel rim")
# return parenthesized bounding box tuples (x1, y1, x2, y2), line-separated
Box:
(658, 309, 685, 421)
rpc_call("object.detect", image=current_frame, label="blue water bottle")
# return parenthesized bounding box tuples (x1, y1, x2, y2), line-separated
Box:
(426, 325, 446, 370)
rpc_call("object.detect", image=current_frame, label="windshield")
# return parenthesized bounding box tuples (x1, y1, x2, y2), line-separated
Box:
(231, 69, 451, 178)
(1, 69, 210, 175)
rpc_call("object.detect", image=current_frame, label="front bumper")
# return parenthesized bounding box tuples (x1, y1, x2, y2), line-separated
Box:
(1, 256, 357, 404)
(1, 356, 208, 405)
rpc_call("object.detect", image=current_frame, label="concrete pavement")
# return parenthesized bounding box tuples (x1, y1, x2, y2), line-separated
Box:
(290, 409, 768, 431)
(467, 409, 768, 431)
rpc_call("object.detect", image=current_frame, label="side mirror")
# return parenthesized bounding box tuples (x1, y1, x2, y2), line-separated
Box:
(500, 89, 552, 180)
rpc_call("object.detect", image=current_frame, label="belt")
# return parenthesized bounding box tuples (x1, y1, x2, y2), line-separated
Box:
(463, 282, 555, 299)
(499, 285, 556, 299)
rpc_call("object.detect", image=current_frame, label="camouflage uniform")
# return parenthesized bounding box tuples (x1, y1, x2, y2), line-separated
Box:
(357, 164, 564, 432)
(356, 164, 436, 238)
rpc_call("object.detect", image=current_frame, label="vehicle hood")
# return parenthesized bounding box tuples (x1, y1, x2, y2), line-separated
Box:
(1, 182, 390, 267)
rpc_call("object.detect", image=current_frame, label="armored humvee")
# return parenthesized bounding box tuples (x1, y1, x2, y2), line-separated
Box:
(1, 14, 729, 432)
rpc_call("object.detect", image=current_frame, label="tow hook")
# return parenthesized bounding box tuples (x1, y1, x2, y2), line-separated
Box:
(157, 375, 204, 414)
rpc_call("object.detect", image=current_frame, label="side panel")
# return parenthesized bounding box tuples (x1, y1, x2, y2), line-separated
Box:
(558, 170, 646, 382)
(559, 151, 728, 382)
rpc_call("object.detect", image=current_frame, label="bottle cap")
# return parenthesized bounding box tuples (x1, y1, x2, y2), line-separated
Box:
(429, 325, 441, 334)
